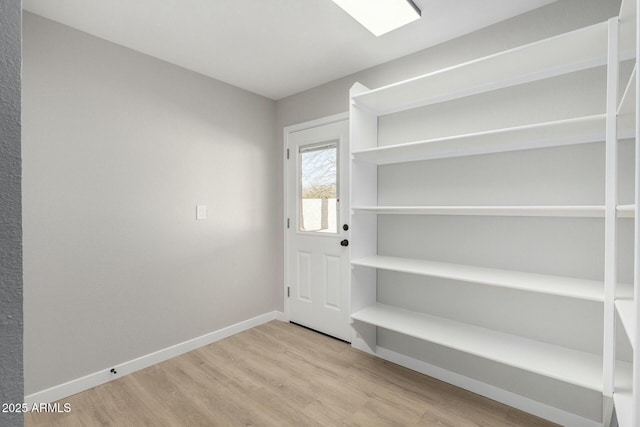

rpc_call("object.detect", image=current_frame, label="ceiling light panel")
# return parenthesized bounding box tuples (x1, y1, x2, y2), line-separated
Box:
(331, 0, 421, 37)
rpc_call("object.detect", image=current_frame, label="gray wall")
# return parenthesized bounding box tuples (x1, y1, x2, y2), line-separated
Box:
(22, 13, 278, 395)
(0, 1, 23, 426)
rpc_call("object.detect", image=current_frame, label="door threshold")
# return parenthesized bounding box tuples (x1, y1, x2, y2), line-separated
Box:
(289, 321, 351, 344)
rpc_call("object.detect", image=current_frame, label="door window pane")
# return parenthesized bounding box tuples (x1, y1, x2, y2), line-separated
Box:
(299, 142, 338, 233)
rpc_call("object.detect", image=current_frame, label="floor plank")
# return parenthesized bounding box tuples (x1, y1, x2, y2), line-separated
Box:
(26, 321, 559, 426)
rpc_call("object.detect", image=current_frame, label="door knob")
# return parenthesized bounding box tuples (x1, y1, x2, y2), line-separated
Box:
(340, 239, 349, 247)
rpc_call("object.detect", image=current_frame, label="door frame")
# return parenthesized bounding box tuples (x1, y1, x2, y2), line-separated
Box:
(283, 112, 349, 322)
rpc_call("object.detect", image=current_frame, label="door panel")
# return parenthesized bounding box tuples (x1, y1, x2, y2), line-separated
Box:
(324, 255, 341, 310)
(297, 251, 312, 301)
(287, 120, 350, 341)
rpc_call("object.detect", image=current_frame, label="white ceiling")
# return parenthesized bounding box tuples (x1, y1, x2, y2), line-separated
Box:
(22, 0, 558, 100)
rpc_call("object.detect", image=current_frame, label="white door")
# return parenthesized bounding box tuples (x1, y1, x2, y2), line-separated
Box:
(286, 119, 350, 341)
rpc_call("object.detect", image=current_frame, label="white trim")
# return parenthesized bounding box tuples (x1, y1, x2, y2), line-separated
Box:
(282, 112, 348, 323)
(274, 311, 287, 322)
(283, 112, 349, 134)
(369, 346, 602, 427)
(24, 311, 281, 405)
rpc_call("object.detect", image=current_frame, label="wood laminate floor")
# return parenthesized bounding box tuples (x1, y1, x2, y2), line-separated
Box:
(26, 321, 558, 426)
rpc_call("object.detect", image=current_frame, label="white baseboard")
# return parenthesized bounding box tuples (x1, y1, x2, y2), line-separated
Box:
(25, 311, 282, 405)
(274, 310, 287, 322)
(369, 346, 602, 427)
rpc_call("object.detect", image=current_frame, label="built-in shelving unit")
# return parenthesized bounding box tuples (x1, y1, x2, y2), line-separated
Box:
(349, 6, 636, 425)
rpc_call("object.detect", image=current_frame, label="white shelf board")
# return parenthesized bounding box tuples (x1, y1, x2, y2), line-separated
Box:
(618, 65, 637, 116)
(619, 0, 638, 31)
(614, 362, 633, 427)
(352, 115, 607, 164)
(614, 389, 633, 427)
(352, 21, 609, 115)
(351, 255, 606, 302)
(351, 303, 606, 391)
(619, 0, 637, 60)
(616, 298, 636, 348)
(618, 204, 636, 218)
(352, 205, 606, 218)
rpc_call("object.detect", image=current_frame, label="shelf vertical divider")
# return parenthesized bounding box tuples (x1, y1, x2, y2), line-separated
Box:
(349, 83, 379, 352)
(605, 17, 620, 407)
(633, 2, 640, 426)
